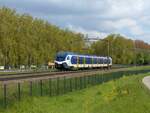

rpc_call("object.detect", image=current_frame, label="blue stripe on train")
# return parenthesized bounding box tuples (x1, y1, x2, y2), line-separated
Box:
(71, 56, 110, 65)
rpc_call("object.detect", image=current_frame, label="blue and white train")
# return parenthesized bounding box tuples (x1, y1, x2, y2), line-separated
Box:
(54, 52, 112, 70)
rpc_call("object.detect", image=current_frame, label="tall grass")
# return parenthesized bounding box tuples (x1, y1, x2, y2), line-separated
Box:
(1, 73, 150, 113)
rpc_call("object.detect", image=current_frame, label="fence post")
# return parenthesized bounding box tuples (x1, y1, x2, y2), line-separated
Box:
(84, 76, 87, 88)
(78, 77, 80, 89)
(66, 77, 68, 92)
(97, 75, 99, 83)
(83, 76, 85, 88)
(93, 75, 96, 85)
(70, 78, 72, 92)
(88, 76, 90, 85)
(96, 75, 98, 84)
(93, 75, 95, 85)
(94, 75, 96, 85)
(101, 74, 104, 83)
(18, 82, 21, 101)
(100, 75, 102, 83)
(40, 80, 43, 96)
(79, 77, 81, 89)
(90, 76, 92, 85)
(82, 77, 84, 88)
(103, 74, 106, 83)
(82, 76, 84, 88)
(3, 84, 7, 108)
(98, 75, 100, 83)
(57, 77, 59, 95)
(92, 75, 94, 85)
(72, 77, 74, 91)
(89, 76, 91, 85)
(63, 76, 66, 93)
(81, 77, 83, 89)
(49, 78, 52, 96)
(29, 81, 32, 96)
(97, 75, 99, 84)
(75, 77, 77, 90)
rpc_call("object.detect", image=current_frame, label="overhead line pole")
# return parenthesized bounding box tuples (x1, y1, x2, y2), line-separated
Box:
(99, 39, 110, 68)
(133, 40, 137, 67)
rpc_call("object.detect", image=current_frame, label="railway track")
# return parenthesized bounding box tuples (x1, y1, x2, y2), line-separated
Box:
(0, 70, 62, 78)
(0, 70, 82, 81)
(0, 70, 57, 77)
(0, 67, 125, 82)
(0, 66, 121, 77)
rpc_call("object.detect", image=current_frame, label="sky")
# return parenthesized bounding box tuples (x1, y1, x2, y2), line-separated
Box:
(0, 0, 150, 43)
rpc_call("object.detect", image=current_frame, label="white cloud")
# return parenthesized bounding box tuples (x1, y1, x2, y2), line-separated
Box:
(66, 24, 108, 39)
(97, 18, 144, 36)
(106, 0, 145, 18)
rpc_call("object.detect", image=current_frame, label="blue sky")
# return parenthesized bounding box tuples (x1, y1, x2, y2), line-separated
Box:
(0, 0, 150, 43)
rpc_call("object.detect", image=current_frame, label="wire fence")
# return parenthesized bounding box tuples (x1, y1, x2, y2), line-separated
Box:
(0, 68, 150, 108)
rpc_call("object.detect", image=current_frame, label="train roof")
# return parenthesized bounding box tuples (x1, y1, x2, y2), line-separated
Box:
(57, 51, 74, 56)
(56, 51, 111, 59)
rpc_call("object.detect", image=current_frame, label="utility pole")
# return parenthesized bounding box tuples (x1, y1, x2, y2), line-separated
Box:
(99, 39, 110, 67)
(133, 40, 137, 67)
(107, 40, 110, 67)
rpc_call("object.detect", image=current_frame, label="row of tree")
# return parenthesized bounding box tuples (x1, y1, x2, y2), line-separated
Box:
(91, 34, 150, 65)
(0, 7, 85, 68)
(0, 7, 150, 68)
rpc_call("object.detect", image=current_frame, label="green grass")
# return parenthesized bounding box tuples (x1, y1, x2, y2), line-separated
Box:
(1, 72, 150, 113)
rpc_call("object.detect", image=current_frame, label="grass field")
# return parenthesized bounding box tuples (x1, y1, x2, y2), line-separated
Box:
(1, 72, 150, 113)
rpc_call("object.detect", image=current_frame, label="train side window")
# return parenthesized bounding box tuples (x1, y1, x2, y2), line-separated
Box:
(86, 57, 90, 64)
(83, 57, 86, 64)
(71, 56, 77, 64)
(95, 58, 96, 64)
(67, 56, 70, 60)
(93, 58, 95, 64)
(98, 58, 101, 64)
(79, 57, 84, 64)
(104, 59, 108, 64)
(85, 57, 89, 64)
(108, 59, 110, 64)
(98, 58, 100, 64)
(104, 59, 106, 64)
(90, 58, 92, 64)
(100, 58, 103, 64)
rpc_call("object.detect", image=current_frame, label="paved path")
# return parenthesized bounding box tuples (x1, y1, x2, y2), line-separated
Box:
(143, 76, 150, 90)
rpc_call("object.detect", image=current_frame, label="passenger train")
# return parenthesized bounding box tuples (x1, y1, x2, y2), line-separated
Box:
(54, 52, 112, 70)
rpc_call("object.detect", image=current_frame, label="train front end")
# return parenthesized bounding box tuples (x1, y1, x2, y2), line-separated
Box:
(54, 52, 72, 70)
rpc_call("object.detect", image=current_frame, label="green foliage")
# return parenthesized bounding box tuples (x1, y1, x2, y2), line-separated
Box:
(0, 7, 85, 67)
(91, 34, 150, 65)
(91, 34, 135, 64)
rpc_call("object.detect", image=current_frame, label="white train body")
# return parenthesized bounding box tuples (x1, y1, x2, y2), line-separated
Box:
(55, 52, 112, 70)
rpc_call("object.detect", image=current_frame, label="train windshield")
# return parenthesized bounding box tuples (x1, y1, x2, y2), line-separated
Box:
(56, 56, 66, 61)
(55, 52, 68, 61)
(55, 52, 75, 62)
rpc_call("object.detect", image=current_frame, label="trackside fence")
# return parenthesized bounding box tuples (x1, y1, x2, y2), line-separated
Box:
(0, 68, 150, 108)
